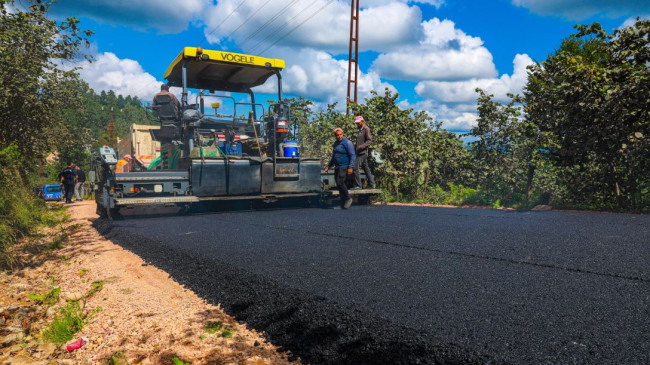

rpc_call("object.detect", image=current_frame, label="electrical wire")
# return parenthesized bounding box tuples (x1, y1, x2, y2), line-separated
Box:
(199, 0, 249, 47)
(238, 0, 300, 48)
(258, 0, 336, 56)
(223, 0, 273, 42)
(248, 0, 318, 54)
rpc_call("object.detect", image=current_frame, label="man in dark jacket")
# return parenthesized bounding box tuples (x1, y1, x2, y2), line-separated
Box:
(325, 128, 356, 209)
(353, 115, 375, 189)
(58, 163, 76, 203)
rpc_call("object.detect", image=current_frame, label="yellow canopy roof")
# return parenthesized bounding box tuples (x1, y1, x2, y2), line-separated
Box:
(163, 47, 286, 92)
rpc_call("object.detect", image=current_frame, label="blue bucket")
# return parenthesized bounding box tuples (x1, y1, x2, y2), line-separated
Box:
(283, 140, 299, 157)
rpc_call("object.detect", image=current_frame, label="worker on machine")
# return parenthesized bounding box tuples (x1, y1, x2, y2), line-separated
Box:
(153, 84, 181, 121)
(352, 115, 375, 189)
(115, 155, 132, 173)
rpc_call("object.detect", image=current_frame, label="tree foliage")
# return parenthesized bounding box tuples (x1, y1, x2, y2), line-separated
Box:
(0, 0, 93, 176)
(524, 19, 649, 211)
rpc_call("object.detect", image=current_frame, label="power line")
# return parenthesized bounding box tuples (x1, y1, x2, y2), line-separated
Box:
(238, 0, 300, 48)
(199, 0, 249, 47)
(124, 0, 252, 99)
(223, 0, 273, 42)
(258, 0, 336, 56)
(248, 0, 318, 54)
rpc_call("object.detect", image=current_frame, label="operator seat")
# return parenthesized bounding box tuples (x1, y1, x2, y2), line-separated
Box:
(152, 94, 182, 141)
(153, 94, 180, 123)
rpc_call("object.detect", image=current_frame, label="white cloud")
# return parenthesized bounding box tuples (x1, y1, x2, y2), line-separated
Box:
(363, 0, 444, 7)
(399, 99, 478, 130)
(72, 52, 164, 101)
(620, 14, 649, 28)
(511, 0, 650, 20)
(396, 54, 533, 131)
(415, 53, 533, 103)
(255, 47, 396, 106)
(201, 0, 422, 54)
(51, 0, 209, 33)
(411, 0, 444, 6)
(371, 18, 497, 81)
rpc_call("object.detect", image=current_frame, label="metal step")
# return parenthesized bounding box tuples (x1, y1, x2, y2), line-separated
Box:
(114, 192, 320, 206)
(326, 188, 381, 197)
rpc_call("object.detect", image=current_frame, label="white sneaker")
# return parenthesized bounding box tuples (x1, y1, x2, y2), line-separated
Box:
(343, 198, 353, 209)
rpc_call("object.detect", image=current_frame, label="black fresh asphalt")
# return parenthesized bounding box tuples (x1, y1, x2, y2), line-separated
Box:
(94, 205, 650, 365)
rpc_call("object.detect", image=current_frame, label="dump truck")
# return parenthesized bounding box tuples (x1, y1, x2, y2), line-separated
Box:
(116, 124, 161, 171)
(90, 47, 379, 219)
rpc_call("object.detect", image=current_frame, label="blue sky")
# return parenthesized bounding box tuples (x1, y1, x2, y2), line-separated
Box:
(38, 0, 648, 131)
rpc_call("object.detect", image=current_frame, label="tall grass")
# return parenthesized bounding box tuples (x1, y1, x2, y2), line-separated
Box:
(377, 183, 538, 209)
(0, 145, 52, 270)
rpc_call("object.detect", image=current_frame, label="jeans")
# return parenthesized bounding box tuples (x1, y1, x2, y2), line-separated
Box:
(335, 167, 350, 201)
(75, 182, 85, 200)
(354, 153, 375, 188)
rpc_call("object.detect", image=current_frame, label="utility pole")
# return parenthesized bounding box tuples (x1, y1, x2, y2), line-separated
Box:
(346, 0, 360, 116)
(108, 107, 116, 147)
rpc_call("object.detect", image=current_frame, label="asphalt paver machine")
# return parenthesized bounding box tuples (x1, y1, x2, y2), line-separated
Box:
(91, 47, 378, 218)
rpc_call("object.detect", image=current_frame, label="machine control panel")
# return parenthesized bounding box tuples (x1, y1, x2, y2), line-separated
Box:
(99, 146, 118, 165)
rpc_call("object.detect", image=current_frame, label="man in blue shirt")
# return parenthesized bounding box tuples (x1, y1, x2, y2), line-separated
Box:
(324, 128, 356, 209)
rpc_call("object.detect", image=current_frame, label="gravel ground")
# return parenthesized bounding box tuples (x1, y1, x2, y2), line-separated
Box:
(95, 204, 650, 365)
(1, 201, 299, 365)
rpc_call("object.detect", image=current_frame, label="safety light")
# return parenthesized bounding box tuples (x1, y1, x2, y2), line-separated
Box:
(276, 120, 288, 133)
(196, 47, 203, 55)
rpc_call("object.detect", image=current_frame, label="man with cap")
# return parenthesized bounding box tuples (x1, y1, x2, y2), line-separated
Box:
(325, 128, 356, 209)
(352, 115, 375, 189)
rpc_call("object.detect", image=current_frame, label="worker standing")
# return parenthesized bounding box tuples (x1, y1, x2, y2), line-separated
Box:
(352, 115, 375, 189)
(58, 163, 76, 204)
(324, 128, 356, 209)
(74, 165, 86, 201)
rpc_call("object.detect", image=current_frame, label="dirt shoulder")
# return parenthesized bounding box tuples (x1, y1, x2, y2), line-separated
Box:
(0, 201, 300, 365)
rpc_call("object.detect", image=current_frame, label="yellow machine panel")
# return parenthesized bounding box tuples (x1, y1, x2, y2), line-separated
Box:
(163, 47, 285, 92)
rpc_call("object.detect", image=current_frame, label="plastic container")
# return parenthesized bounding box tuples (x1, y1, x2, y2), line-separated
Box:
(218, 142, 243, 157)
(282, 140, 299, 157)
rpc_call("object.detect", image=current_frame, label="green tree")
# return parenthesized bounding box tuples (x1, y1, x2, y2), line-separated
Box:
(425, 124, 473, 190)
(0, 0, 93, 183)
(524, 20, 649, 211)
(354, 89, 436, 197)
(301, 101, 344, 165)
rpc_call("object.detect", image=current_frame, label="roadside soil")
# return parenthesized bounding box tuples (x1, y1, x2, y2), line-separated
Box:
(0, 201, 301, 365)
